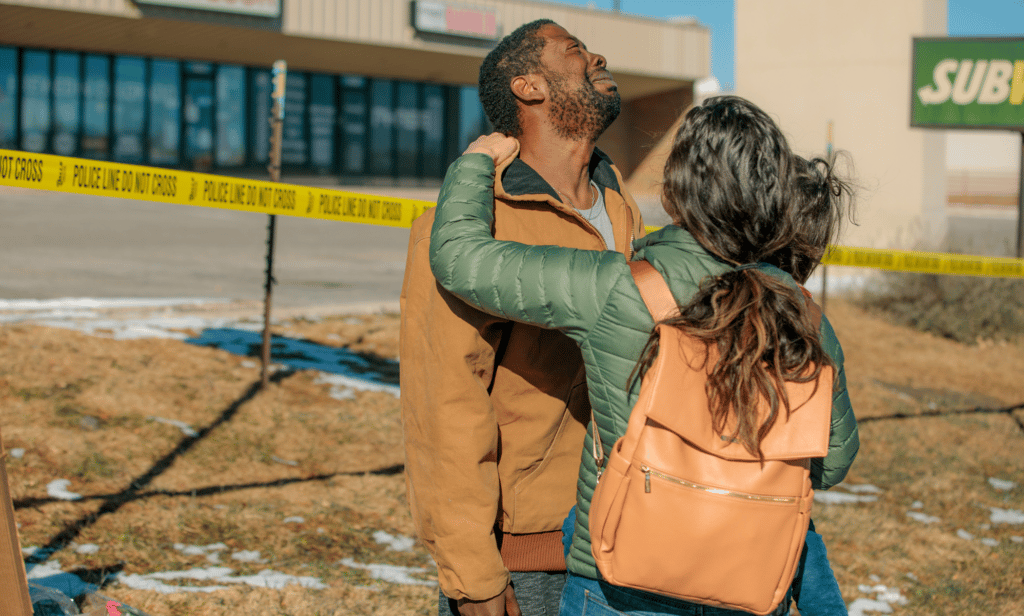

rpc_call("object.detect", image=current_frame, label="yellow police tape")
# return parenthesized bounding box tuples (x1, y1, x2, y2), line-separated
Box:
(3, 149, 1022, 278)
(0, 149, 434, 228)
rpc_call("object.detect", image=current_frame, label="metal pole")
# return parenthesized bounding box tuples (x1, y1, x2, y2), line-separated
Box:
(1017, 130, 1024, 259)
(821, 265, 828, 314)
(261, 60, 287, 389)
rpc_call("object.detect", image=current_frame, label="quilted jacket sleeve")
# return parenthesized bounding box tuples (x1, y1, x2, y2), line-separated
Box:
(812, 315, 859, 489)
(430, 154, 627, 344)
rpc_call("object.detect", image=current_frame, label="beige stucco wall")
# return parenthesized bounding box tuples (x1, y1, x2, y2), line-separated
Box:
(735, 0, 947, 250)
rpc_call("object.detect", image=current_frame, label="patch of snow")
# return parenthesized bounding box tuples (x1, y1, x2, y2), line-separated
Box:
(1010, 536, 1023, 543)
(240, 360, 258, 368)
(910, 500, 923, 509)
(905, 572, 918, 582)
(9, 448, 25, 459)
(988, 477, 1016, 491)
(116, 574, 227, 594)
(175, 542, 227, 563)
(990, 507, 1024, 525)
(339, 558, 436, 586)
(980, 538, 999, 547)
(326, 334, 341, 341)
(326, 386, 357, 401)
(22, 546, 39, 557)
(372, 531, 416, 552)
(26, 560, 65, 579)
(850, 583, 908, 615)
(283, 516, 305, 524)
(116, 566, 326, 593)
(148, 416, 198, 437)
(814, 491, 877, 505)
(844, 483, 883, 494)
(75, 544, 100, 555)
(0, 297, 226, 311)
(47, 479, 82, 501)
(868, 574, 880, 583)
(314, 372, 399, 399)
(271, 456, 298, 466)
(956, 529, 974, 540)
(231, 550, 267, 563)
(907, 511, 941, 524)
(848, 598, 893, 615)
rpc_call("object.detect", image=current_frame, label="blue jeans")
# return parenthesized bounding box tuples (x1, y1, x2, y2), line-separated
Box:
(560, 508, 845, 616)
(790, 520, 848, 616)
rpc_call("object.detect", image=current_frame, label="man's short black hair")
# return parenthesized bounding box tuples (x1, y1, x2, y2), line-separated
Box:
(478, 19, 556, 137)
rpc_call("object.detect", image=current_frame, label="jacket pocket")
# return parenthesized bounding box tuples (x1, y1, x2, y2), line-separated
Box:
(507, 380, 589, 531)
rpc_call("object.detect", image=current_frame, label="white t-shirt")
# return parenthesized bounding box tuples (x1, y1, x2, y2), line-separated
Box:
(578, 181, 616, 250)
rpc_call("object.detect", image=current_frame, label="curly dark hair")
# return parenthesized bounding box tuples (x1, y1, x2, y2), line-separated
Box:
(478, 19, 556, 137)
(634, 96, 855, 460)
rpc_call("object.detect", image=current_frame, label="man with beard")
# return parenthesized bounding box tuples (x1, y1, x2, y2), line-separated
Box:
(401, 19, 644, 616)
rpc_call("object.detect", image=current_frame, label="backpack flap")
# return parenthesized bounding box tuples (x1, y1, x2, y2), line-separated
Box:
(640, 325, 833, 462)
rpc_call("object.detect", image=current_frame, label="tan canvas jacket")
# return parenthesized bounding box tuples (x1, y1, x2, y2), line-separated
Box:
(400, 147, 643, 601)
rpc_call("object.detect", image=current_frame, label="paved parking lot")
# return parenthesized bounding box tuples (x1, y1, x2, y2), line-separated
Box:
(1, 185, 1017, 316)
(0, 185, 415, 310)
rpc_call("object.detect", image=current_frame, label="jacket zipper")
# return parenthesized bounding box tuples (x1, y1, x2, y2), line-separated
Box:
(639, 464, 798, 503)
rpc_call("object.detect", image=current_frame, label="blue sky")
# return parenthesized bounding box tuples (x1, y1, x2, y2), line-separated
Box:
(546, 0, 1024, 91)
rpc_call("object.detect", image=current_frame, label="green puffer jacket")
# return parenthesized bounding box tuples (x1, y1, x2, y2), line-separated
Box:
(429, 154, 860, 580)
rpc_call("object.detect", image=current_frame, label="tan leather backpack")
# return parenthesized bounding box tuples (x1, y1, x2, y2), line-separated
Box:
(588, 261, 833, 615)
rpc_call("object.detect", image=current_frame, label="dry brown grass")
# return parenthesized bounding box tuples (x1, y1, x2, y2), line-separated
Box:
(1, 302, 1022, 615)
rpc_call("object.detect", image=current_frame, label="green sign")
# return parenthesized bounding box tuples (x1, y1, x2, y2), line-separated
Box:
(912, 38, 1024, 129)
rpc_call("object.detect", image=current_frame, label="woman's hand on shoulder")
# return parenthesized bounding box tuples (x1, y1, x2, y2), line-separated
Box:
(464, 133, 519, 167)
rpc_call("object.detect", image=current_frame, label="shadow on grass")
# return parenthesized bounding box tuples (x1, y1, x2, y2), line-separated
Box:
(859, 400, 1024, 432)
(22, 371, 297, 568)
(14, 463, 405, 510)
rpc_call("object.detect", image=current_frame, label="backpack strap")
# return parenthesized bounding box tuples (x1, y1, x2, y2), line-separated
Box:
(592, 260, 678, 480)
(628, 260, 678, 321)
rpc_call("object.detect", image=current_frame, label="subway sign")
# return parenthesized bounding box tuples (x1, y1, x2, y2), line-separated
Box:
(912, 37, 1024, 129)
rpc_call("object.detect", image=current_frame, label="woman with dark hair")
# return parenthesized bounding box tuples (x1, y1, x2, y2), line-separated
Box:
(428, 96, 858, 616)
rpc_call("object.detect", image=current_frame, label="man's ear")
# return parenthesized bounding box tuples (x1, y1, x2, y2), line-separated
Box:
(510, 74, 546, 104)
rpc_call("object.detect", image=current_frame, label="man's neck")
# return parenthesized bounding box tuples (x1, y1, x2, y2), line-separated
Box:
(518, 133, 597, 211)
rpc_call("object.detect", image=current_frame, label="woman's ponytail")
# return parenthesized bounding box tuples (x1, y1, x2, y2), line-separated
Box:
(633, 268, 833, 461)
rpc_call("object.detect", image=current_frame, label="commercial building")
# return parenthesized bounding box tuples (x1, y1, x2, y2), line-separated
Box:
(0, 0, 709, 187)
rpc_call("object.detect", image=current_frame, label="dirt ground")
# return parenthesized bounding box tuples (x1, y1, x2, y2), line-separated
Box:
(1, 300, 1022, 615)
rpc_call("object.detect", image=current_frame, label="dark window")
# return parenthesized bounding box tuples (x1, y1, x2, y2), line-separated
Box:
(0, 47, 17, 148)
(395, 81, 420, 177)
(459, 86, 490, 153)
(308, 73, 335, 171)
(149, 59, 181, 165)
(184, 76, 214, 170)
(422, 84, 445, 178)
(281, 72, 307, 166)
(250, 69, 272, 164)
(113, 56, 146, 163)
(52, 52, 80, 156)
(368, 79, 394, 177)
(216, 64, 246, 167)
(339, 76, 367, 176)
(21, 50, 51, 153)
(82, 55, 110, 159)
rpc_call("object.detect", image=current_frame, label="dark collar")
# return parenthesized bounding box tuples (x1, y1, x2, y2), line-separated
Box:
(499, 147, 621, 201)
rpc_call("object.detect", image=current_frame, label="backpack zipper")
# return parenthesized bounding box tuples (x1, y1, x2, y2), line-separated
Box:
(639, 464, 798, 503)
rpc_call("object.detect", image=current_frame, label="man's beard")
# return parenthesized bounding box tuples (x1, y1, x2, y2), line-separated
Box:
(546, 70, 621, 142)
